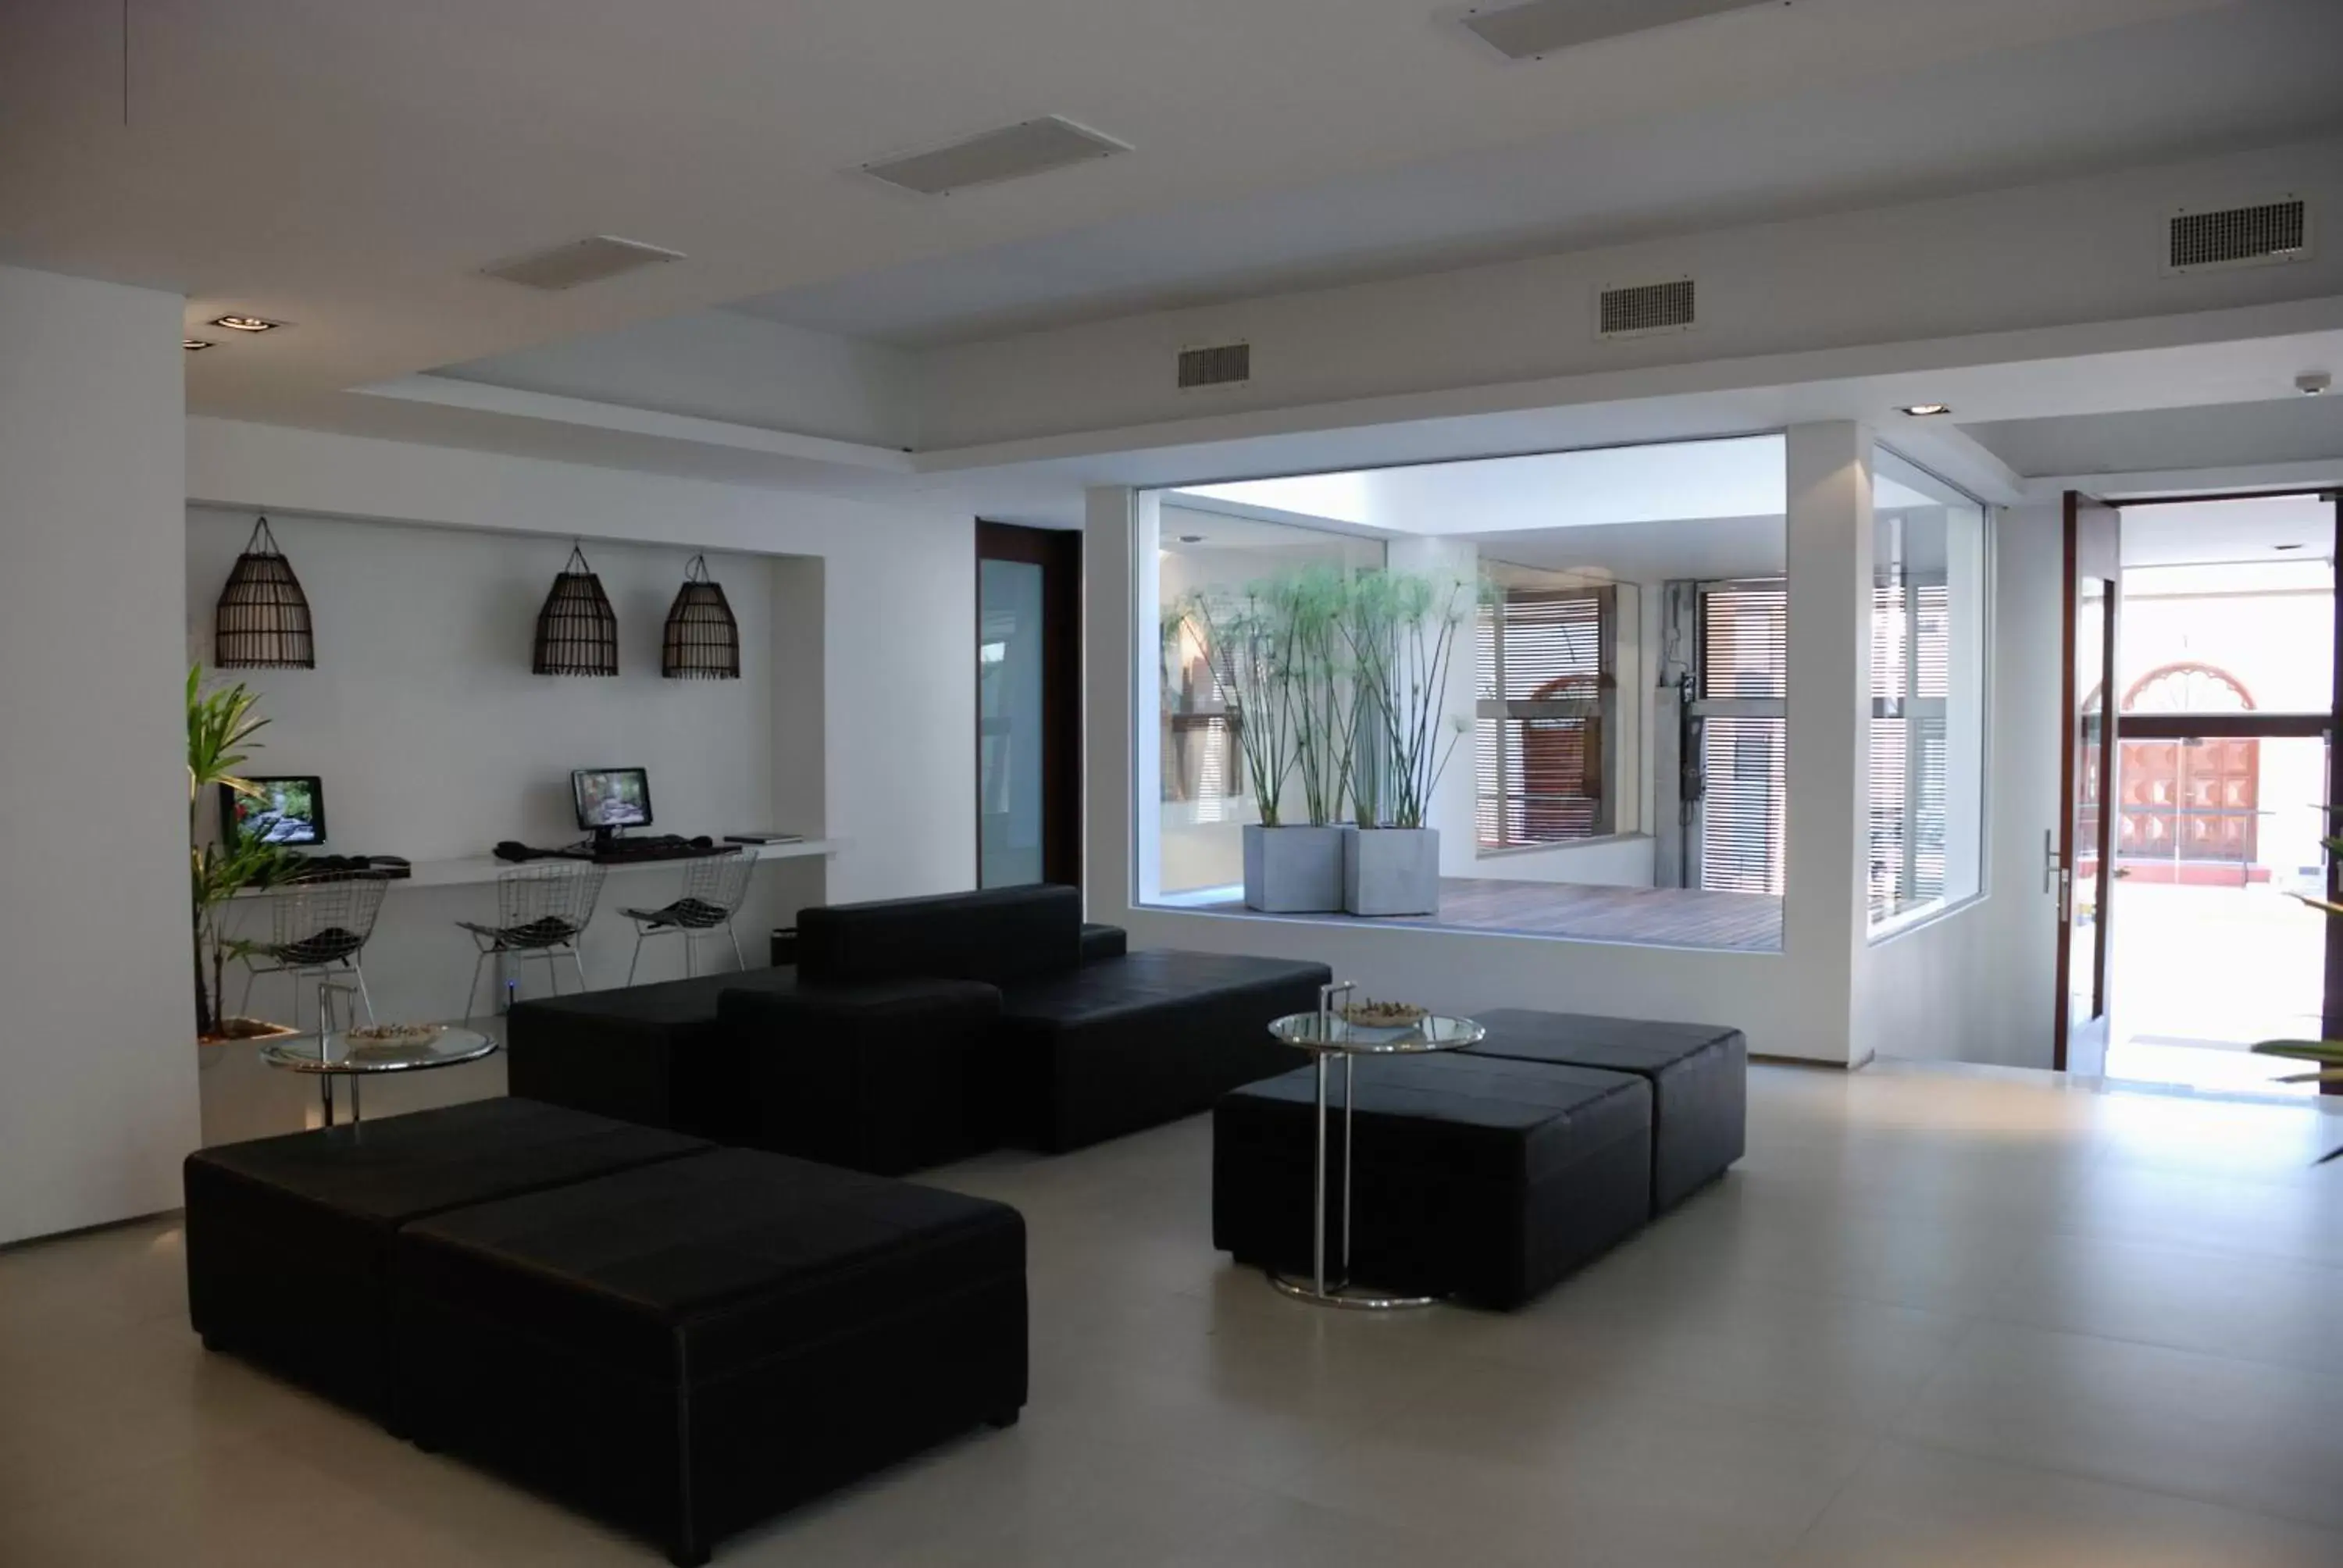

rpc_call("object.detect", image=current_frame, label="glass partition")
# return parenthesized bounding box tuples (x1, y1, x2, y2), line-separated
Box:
(1869, 447, 1988, 928)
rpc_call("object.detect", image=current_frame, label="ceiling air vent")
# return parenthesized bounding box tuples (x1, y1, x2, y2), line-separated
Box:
(1462, 0, 1779, 61)
(1178, 340, 1252, 390)
(2166, 198, 2312, 275)
(1597, 277, 1696, 340)
(863, 116, 1130, 196)
(480, 236, 685, 291)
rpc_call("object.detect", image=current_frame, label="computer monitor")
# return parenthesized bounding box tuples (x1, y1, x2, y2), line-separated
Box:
(572, 767, 652, 840)
(224, 775, 326, 846)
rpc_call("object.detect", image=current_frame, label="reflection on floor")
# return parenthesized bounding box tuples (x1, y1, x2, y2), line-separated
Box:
(9, 1061, 2343, 1565)
(1194, 876, 1784, 952)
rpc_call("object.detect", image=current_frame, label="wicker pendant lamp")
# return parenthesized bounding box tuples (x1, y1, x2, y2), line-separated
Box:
(214, 517, 316, 668)
(532, 543, 619, 676)
(661, 554, 740, 680)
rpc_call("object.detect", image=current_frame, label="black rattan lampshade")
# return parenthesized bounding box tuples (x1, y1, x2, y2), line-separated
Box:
(533, 544, 619, 676)
(214, 517, 315, 669)
(662, 554, 740, 680)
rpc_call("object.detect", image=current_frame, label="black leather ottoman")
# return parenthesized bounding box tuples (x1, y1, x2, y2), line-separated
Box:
(1214, 1054, 1653, 1309)
(395, 1147, 1028, 1566)
(1079, 921, 1128, 961)
(183, 1098, 710, 1420)
(718, 977, 1001, 1174)
(508, 966, 803, 1141)
(994, 950, 1326, 1152)
(1466, 1010, 1746, 1210)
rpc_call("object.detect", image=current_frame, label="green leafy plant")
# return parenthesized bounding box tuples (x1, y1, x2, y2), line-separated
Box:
(2249, 804, 2343, 1161)
(188, 666, 294, 1039)
(1278, 566, 1363, 829)
(1343, 569, 1473, 829)
(1182, 585, 1300, 827)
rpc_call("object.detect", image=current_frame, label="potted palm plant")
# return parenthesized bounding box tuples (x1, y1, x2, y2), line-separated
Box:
(189, 665, 296, 1042)
(1342, 570, 1471, 915)
(1183, 581, 1346, 911)
(2252, 804, 2343, 1163)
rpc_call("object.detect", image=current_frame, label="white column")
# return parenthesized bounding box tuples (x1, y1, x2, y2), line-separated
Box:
(1083, 486, 1148, 916)
(1782, 421, 1874, 1066)
(0, 265, 195, 1244)
(1385, 535, 1480, 875)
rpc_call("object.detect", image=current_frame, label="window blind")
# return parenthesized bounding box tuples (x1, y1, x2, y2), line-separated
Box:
(1699, 581, 1787, 700)
(1476, 587, 1611, 849)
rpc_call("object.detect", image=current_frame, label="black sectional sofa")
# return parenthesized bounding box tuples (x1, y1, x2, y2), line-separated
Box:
(509, 884, 1330, 1171)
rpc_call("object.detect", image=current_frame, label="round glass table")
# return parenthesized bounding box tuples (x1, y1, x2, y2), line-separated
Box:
(260, 1026, 500, 1127)
(1264, 989, 1484, 1310)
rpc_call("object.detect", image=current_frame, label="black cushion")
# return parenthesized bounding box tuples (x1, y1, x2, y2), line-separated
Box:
(719, 978, 1003, 1174)
(993, 949, 1328, 1152)
(796, 883, 1082, 987)
(396, 1148, 1026, 1565)
(1214, 1054, 1653, 1309)
(1465, 1010, 1746, 1210)
(1079, 921, 1128, 961)
(184, 1097, 710, 1419)
(507, 965, 801, 1139)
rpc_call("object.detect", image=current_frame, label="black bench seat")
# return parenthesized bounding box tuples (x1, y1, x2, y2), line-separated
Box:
(395, 1147, 1027, 1566)
(1214, 1053, 1653, 1309)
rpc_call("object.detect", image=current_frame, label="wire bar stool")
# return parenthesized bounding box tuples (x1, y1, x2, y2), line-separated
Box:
(621, 848, 755, 984)
(237, 871, 391, 1034)
(457, 861, 606, 1017)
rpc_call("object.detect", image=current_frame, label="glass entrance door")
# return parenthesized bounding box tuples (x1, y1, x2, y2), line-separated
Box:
(2056, 495, 2120, 1074)
(975, 522, 1081, 889)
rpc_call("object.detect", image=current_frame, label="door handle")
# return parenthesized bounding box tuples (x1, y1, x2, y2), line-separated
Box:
(2043, 829, 2060, 895)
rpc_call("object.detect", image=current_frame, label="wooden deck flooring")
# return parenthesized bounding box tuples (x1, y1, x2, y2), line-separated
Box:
(1191, 877, 1783, 953)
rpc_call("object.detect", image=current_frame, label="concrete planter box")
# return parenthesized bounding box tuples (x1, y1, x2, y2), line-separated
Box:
(1345, 827, 1440, 916)
(1243, 824, 1350, 912)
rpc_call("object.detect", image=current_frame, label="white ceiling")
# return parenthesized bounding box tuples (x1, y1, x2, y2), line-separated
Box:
(733, 0, 2343, 347)
(0, 0, 2309, 443)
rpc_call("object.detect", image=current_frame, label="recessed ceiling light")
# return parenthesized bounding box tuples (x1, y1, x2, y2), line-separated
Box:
(2276, 543, 2305, 551)
(183, 338, 212, 351)
(2299, 372, 2332, 397)
(1178, 534, 1206, 543)
(1899, 403, 1953, 417)
(211, 315, 278, 333)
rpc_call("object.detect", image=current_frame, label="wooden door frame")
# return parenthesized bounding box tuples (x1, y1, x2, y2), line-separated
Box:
(2054, 492, 2121, 1071)
(975, 521, 1082, 888)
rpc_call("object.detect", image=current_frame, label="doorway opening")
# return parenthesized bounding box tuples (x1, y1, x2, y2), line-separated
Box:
(2099, 492, 2338, 1099)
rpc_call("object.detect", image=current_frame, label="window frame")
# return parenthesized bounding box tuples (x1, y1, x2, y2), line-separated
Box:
(1475, 583, 1620, 850)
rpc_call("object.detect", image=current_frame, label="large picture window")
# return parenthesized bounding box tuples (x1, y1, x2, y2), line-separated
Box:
(1475, 585, 1615, 848)
(1869, 449, 1988, 927)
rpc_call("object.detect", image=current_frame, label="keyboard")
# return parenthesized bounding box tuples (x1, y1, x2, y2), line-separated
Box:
(580, 835, 729, 864)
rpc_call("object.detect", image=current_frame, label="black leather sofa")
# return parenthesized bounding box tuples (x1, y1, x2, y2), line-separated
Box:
(508, 885, 1329, 1167)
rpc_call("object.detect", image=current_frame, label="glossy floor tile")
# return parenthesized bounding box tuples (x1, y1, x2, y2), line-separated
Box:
(3, 1060, 2341, 1565)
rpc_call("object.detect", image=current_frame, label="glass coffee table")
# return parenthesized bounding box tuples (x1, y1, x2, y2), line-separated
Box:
(1264, 985, 1484, 1310)
(261, 1025, 500, 1128)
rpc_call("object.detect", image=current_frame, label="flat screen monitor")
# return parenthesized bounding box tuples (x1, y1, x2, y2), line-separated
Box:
(573, 767, 652, 833)
(224, 775, 326, 846)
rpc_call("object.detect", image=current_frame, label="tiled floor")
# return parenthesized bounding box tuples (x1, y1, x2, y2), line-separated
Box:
(6, 1062, 2343, 1566)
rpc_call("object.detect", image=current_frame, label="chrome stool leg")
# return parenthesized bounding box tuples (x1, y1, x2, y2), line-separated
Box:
(627, 926, 647, 987)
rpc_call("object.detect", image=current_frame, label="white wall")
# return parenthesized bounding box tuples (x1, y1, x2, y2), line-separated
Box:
(186, 508, 828, 1021)
(1852, 505, 2064, 1067)
(187, 419, 976, 909)
(1475, 836, 1657, 888)
(0, 266, 195, 1245)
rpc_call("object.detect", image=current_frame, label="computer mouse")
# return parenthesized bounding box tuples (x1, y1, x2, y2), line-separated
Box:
(493, 841, 531, 862)
(690, 835, 713, 849)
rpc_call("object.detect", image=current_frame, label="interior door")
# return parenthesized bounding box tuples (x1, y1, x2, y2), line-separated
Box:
(2055, 494, 2121, 1073)
(975, 522, 1081, 888)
